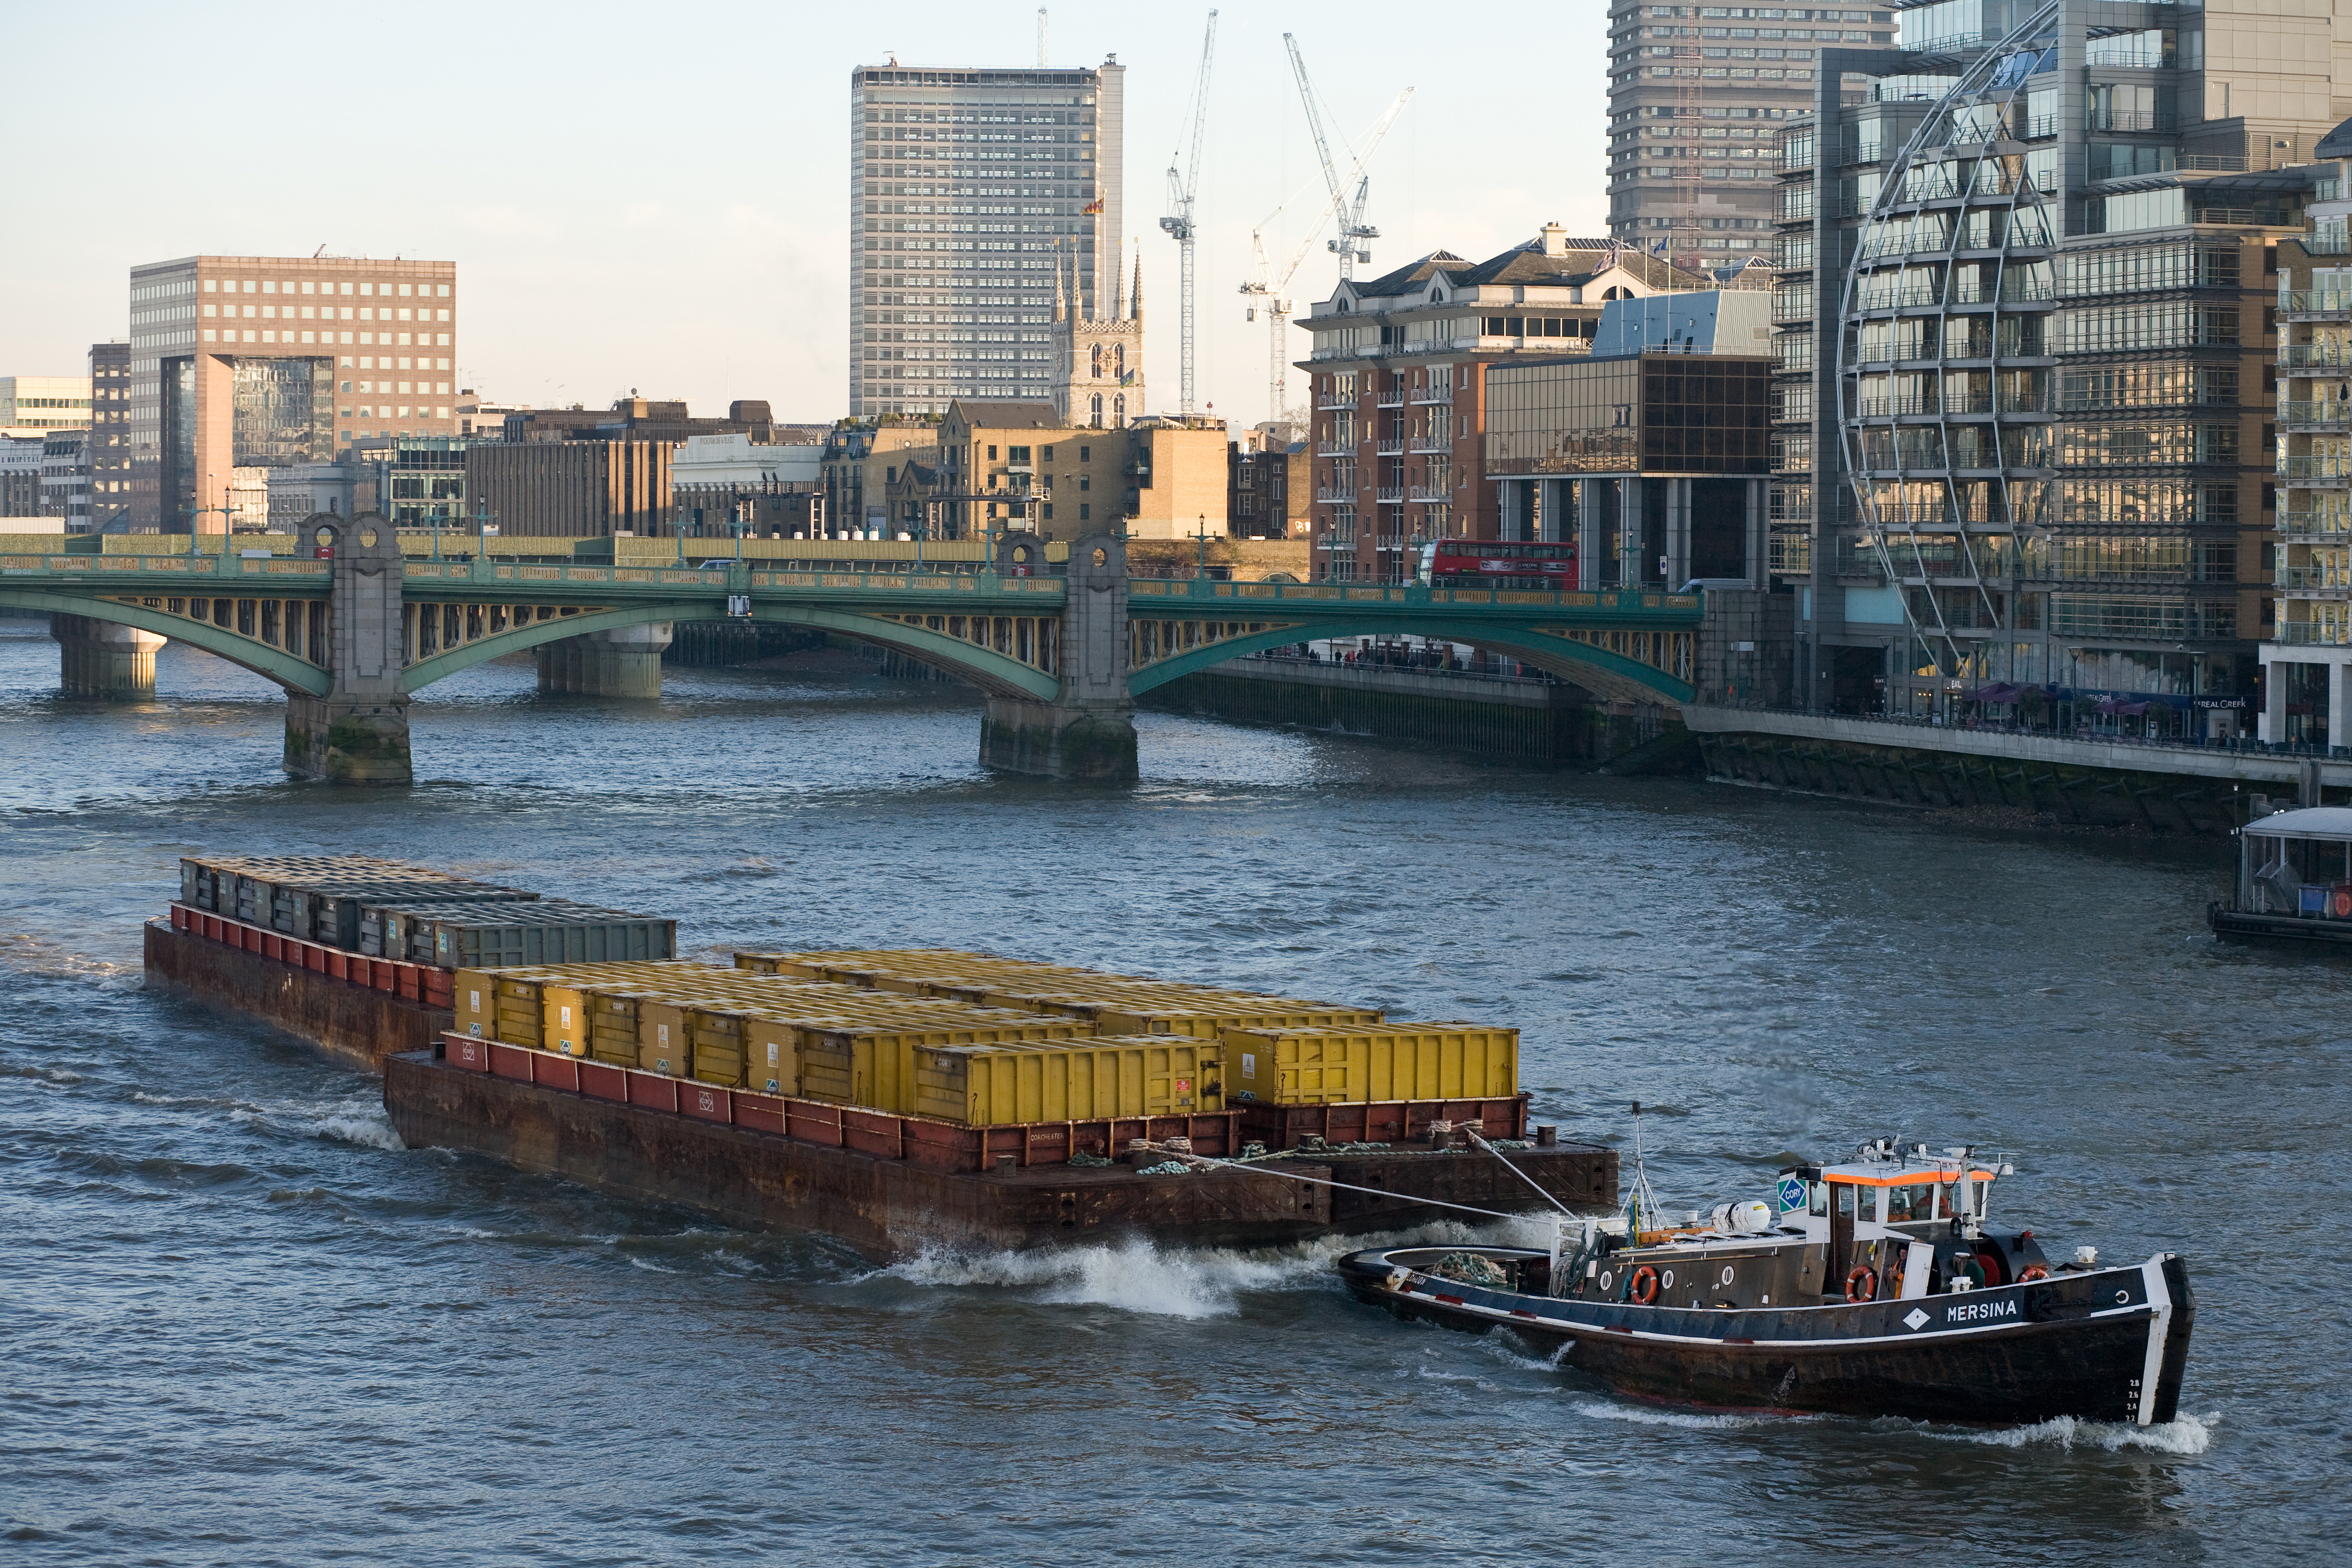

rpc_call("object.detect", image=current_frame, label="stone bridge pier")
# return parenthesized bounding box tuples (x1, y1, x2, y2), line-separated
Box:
(537, 623, 673, 698)
(979, 532, 1138, 783)
(51, 613, 168, 699)
(285, 516, 413, 785)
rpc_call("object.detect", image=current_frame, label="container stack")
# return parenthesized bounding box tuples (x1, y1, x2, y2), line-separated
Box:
(722, 949, 1521, 1129)
(179, 854, 538, 949)
(176, 855, 672, 969)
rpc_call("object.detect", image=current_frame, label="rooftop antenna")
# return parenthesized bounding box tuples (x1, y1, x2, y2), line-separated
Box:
(1159, 10, 1218, 416)
(1036, 8, 1047, 67)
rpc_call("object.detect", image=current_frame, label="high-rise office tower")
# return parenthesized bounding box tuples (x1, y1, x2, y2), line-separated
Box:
(126, 254, 457, 532)
(1606, 3, 1898, 273)
(849, 56, 1125, 418)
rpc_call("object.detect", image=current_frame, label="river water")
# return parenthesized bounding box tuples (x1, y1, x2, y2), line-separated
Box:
(1, 616, 2344, 1563)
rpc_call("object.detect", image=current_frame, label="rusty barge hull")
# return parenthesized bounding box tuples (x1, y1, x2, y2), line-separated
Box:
(144, 918, 451, 1070)
(383, 1050, 1616, 1260)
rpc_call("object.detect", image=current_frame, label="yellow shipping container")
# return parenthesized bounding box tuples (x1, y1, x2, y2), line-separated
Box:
(1220, 1024, 1519, 1105)
(910, 1036, 1224, 1126)
(797, 1013, 1094, 1111)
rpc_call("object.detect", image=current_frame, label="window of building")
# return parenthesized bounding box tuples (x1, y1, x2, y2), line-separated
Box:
(1080, 503, 1090, 520)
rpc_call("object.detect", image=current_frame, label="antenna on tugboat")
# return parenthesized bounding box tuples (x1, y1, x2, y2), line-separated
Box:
(1629, 1101, 1663, 1240)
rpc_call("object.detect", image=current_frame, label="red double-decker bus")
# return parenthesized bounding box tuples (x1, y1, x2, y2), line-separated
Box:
(1417, 539, 1578, 590)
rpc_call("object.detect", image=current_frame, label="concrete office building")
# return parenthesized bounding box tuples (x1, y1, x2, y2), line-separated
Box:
(1, 435, 43, 517)
(466, 439, 671, 539)
(125, 253, 457, 533)
(850, 56, 1123, 418)
(1606, 3, 1897, 273)
(0, 375, 92, 437)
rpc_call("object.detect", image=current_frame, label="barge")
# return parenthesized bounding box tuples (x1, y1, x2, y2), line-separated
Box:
(144, 863, 1617, 1259)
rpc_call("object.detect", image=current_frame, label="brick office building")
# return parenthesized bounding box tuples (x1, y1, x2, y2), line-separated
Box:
(1296, 225, 1712, 582)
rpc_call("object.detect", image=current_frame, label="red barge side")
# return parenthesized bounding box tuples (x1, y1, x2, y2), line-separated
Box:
(146, 912, 1618, 1259)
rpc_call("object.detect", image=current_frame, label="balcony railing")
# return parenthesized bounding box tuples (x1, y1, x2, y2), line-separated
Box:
(2279, 401, 2352, 426)
(1373, 439, 1405, 456)
(1407, 486, 1450, 502)
(2283, 346, 2352, 368)
(2278, 289, 2352, 315)
(2278, 455, 2352, 480)
(1409, 438, 1451, 453)
(1374, 487, 1405, 504)
(2274, 621, 2352, 645)
(1317, 440, 1352, 456)
(1375, 392, 1405, 408)
(1768, 533, 1813, 575)
(2275, 566, 2344, 592)
(2280, 509, 2352, 536)
(1412, 387, 1454, 405)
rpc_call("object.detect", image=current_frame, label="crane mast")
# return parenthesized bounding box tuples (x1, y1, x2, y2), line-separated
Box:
(1159, 11, 1218, 417)
(1284, 34, 1407, 284)
(1245, 62, 1412, 423)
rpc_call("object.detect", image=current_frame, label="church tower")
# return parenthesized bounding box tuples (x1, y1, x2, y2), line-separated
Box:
(1053, 237, 1146, 428)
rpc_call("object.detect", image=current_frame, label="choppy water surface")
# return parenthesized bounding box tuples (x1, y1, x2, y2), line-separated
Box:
(1, 615, 2343, 1563)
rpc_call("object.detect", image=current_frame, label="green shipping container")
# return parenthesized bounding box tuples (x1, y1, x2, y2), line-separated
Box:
(377, 900, 678, 969)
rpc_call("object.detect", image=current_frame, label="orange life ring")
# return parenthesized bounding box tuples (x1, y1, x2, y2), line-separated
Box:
(2018, 1263, 2050, 1282)
(1627, 1264, 1661, 1306)
(1845, 1265, 1878, 1303)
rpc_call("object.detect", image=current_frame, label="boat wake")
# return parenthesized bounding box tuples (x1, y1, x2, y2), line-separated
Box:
(226, 1092, 406, 1152)
(1939, 1409, 2220, 1455)
(883, 1217, 1542, 1320)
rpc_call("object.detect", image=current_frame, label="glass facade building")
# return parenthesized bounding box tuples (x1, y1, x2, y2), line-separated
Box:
(1773, 2, 2340, 729)
(850, 60, 1123, 418)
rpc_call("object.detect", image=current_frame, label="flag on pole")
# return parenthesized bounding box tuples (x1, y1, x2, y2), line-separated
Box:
(1082, 195, 1104, 216)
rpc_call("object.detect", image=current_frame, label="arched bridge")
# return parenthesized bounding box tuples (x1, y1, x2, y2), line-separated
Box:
(3, 518, 1701, 783)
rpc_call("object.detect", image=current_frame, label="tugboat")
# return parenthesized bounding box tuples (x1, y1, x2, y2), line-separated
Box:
(1337, 1138, 2193, 1427)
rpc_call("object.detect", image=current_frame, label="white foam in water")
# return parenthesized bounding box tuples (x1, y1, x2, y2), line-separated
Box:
(227, 1095, 406, 1151)
(882, 1216, 1550, 1320)
(1570, 1399, 1807, 1431)
(1944, 1410, 2219, 1456)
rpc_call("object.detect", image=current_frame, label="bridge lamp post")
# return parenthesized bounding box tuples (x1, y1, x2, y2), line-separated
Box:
(471, 502, 497, 559)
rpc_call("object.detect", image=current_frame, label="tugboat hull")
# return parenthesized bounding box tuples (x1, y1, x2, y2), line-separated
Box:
(1340, 1247, 2193, 1427)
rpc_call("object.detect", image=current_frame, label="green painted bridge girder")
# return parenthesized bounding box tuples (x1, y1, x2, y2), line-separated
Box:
(1125, 619, 1695, 704)
(0, 585, 334, 695)
(5, 559, 1703, 706)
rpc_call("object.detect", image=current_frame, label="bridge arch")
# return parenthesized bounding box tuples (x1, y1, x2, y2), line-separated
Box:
(396, 599, 1059, 702)
(0, 587, 332, 695)
(1125, 617, 1694, 705)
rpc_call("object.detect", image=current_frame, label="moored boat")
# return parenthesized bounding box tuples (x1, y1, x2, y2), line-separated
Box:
(2209, 805, 2352, 945)
(1337, 1139, 2193, 1427)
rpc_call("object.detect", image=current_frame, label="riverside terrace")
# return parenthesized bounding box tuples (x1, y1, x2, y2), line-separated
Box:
(0, 515, 1702, 783)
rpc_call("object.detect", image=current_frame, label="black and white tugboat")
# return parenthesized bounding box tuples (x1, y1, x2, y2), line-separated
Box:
(1337, 1138, 2193, 1427)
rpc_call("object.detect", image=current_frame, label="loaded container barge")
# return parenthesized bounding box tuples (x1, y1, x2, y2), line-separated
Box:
(147, 857, 1616, 1259)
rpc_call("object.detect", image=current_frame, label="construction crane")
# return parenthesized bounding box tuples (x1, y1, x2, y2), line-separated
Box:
(1159, 11, 1218, 417)
(1239, 89, 1412, 424)
(1284, 34, 1410, 284)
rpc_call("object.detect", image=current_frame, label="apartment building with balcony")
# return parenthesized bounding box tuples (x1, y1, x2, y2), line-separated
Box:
(1607, 2, 1898, 274)
(2266, 132, 2352, 744)
(1772, 4, 2342, 730)
(1297, 225, 1713, 582)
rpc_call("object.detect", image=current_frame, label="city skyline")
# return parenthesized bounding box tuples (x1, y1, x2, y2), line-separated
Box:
(0, 0, 1612, 426)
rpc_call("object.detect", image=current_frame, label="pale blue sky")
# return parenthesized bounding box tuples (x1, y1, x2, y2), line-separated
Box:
(1, 0, 1612, 425)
